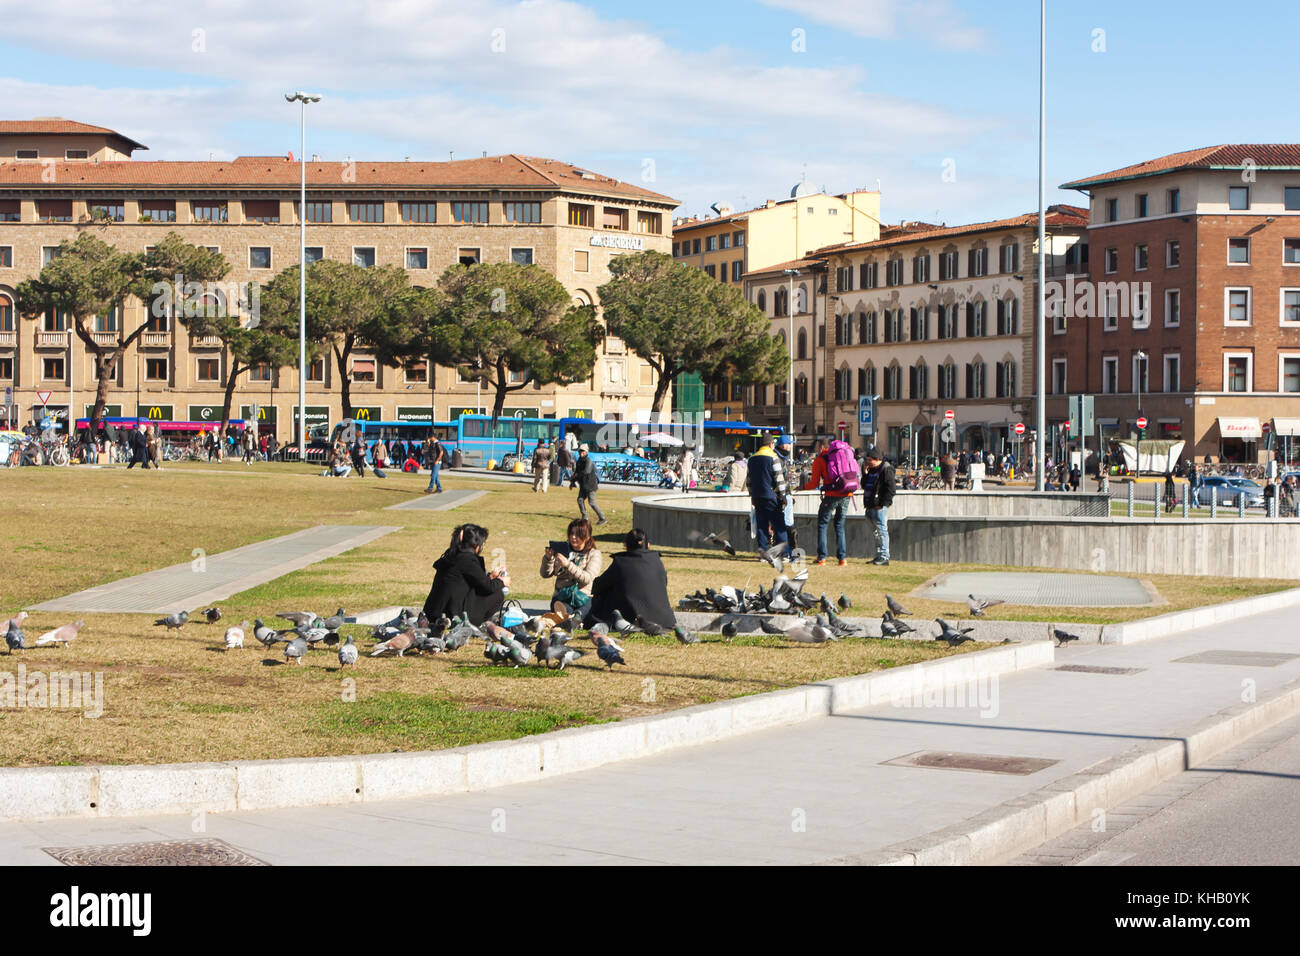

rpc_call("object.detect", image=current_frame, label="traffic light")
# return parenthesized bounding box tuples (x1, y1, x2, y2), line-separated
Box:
(900, 424, 911, 438)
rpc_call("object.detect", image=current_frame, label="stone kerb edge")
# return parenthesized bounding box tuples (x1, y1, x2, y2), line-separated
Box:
(1100, 586, 1300, 644)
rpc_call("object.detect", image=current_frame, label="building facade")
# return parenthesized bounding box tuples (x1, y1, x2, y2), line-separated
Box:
(0, 119, 678, 436)
(1057, 145, 1300, 463)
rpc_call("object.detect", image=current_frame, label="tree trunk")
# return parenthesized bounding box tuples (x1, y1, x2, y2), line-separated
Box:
(219, 362, 246, 436)
(334, 335, 355, 420)
(651, 363, 677, 419)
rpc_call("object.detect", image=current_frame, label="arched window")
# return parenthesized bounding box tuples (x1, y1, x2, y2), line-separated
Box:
(794, 374, 809, 405)
(939, 360, 957, 399)
(0, 293, 14, 332)
(797, 328, 808, 360)
(756, 290, 767, 313)
(910, 360, 928, 400)
(774, 288, 788, 317)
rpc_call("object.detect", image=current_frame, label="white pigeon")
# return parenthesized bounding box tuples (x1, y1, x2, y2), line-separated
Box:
(34, 620, 84, 648)
(224, 623, 246, 650)
(338, 635, 359, 667)
(3, 611, 29, 632)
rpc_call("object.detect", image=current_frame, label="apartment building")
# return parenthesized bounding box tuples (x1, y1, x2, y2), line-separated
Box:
(1057, 145, 1300, 462)
(0, 118, 678, 436)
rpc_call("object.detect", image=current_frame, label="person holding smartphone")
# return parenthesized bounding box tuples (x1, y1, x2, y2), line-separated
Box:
(422, 524, 509, 626)
(541, 518, 603, 616)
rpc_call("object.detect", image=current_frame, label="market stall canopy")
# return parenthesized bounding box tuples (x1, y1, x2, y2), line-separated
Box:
(1271, 418, 1300, 437)
(1217, 417, 1261, 439)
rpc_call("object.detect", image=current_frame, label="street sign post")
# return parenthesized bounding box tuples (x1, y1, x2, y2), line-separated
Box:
(1136, 416, 1147, 430)
(944, 409, 954, 421)
(1014, 422, 1025, 435)
(856, 396, 875, 438)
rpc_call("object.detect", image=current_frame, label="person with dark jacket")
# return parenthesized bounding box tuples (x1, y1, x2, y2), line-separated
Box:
(421, 524, 509, 626)
(746, 435, 790, 556)
(861, 447, 896, 566)
(126, 425, 151, 469)
(587, 529, 676, 630)
(570, 443, 606, 524)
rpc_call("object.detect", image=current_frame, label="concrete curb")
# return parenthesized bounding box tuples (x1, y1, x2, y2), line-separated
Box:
(1099, 586, 1300, 644)
(0, 641, 1053, 823)
(820, 675, 1300, 866)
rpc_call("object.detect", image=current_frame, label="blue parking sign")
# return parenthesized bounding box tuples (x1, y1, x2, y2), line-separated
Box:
(857, 396, 875, 437)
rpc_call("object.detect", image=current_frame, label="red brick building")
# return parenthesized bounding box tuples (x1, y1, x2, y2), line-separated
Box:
(1053, 145, 1300, 463)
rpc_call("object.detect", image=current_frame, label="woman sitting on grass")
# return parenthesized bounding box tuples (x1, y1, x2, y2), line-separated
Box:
(541, 518, 603, 616)
(422, 523, 509, 626)
(586, 528, 676, 631)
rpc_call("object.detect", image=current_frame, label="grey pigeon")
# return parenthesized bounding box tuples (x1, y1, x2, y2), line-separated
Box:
(338, 635, 358, 667)
(34, 620, 84, 648)
(884, 610, 915, 635)
(284, 636, 308, 665)
(721, 619, 739, 642)
(320, 608, 347, 631)
(224, 623, 246, 650)
(203, 607, 222, 624)
(935, 618, 975, 647)
(154, 610, 188, 630)
(253, 619, 279, 648)
(1052, 628, 1080, 648)
(880, 614, 900, 638)
(837, 593, 852, 611)
(784, 622, 833, 644)
(537, 637, 583, 670)
(302, 627, 331, 647)
(6, 619, 26, 655)
(593, 633, 626, 669)
(638, 616, 669, 637)
(484, 641, 513, 664)
(759, 617, 789, 635)
(443, 623, 474, 651)
(611, 609, 636, 636)
(276, 611, 316, 628)
(967, 594, 1005, 617)
(703, 531, 737, 556)
(885, 595, 910, 617)
(673, 624, 700, 645)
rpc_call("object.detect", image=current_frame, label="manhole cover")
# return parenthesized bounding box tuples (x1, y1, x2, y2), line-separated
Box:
(43, 838, 268, 867)
(1171, 651, 1300, 668)
(1054, 664, 1145, 675)
(882, 750, 1059, 775)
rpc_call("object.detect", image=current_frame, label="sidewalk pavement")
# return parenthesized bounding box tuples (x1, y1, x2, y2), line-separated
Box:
(2, 605, 1297, 865)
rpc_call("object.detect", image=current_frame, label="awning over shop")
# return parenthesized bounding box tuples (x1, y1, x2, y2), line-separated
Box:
(351, 359, 375, 374)
(1271, 418, 1300, 437)
(1217, 417, 1261, 439)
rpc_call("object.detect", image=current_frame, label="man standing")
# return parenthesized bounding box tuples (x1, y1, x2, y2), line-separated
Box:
(531, 437, 552, 493)
(862, 447, 896, 566)
(747, 435, 790, 557)
(803, 437, 858, 566)
(349, 434, 368, 477)
(571, 443, 606, 524)
(556, 435, 575, 486)
(423, 433, 444, 494)
(677, 444, 695, 493)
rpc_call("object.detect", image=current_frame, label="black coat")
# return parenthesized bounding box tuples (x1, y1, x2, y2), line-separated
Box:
(422, 549, 506, 626)
(588, 549, 676, 630)
(130, 428, 149, 464)
(572, 454, 599, 493)
(862, 462, 896, 508)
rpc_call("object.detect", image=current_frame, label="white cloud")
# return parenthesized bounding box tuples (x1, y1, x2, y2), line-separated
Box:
(756, 0, 990, 51)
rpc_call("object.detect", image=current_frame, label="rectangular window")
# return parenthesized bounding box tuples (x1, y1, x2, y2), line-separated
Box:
(0, 201, 18, 222)
(42, 246, 61, 266)
(718, 262, 728, 283)
(861, 261, 878, 288)
(1167, 188, 1181, 214)
(574, 250, 589, 272)
(87, 200, 125, 222)
(886, 259, 903, 285)
(1132, 289, 1150, 329)
(43, 357, 65, 380)
(1283, 357, 1300, 393)
(352, 247, 376, 268)
(1132, 353, 1149, 394)
(139, 200, 176, 222)
(704, 264, 716, 279)
(94, 307, 119, 332)
(511, 248, 533, 266)
(197, 358, 220, 382)
(691, 238, 700, 254)
(602, 207, 628, 231)
(145, 358, 168, 381)
(458, 248, 480, 266)
(1285, 239, 1300, 265)
(1163, 354, 1180, 393)
(1225, 288, 1251, 325)
(401, 202, 437, 223)
(720, 232, 731, 249)
(1136, 194, 1149, 218)
(1105, 197, 1119, 222)
(192, 200, 228, 222)
(912, 255, 929, 283)
(939, 251, 957, 280)
(1225, 354, 1251, 392)
(1052, 358, 1067, 395)
(0, 300, 12, 331)
(1104, 248, 1118, 273)
(1166, 240, 1180, 267)
(249, 364, 273, 382)
(568, 203, 593, 227)
(1103, 294, 1119, 332)
(503, 202, 540, 224)
(243, 200, 279, 223)
(0, 357, 11, 380)
(304, 201, 333, 223)
(304, 247, 324, 264)
(65, 148, 88, 160)
(1228, 186, 1249, 210)
(1228, 237, 1250, 264)
(249, 246, 271, 270)
(406, 247, 428, 270)
(15, 148, 38, 160)
(404, 361, 428, 384)
(705, 235, 718, 252)
(1102, 357, 1119, 394)
(38, 200, 72, 222)
(1165, 289, 1181, 327)
(348, 202, 384, 223)
(999, 243, 1019, 273)
(967, 247, 988, 277)
(1281, 289, 1300, 325)
(307, 357, 326, 382)
(732, 261, 743, 282)
(1135, 244, 1148, 271)
(1285, 187, 1300, 211)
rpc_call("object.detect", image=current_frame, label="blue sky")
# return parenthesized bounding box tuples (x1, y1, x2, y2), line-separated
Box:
(0, 0, 1294, 226)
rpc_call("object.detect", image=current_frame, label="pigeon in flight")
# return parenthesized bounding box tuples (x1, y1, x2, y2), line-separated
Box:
(592, 633, 626, 669)
(338, 635, 359, 667)
(154, 611, 189, 630)
(224, 623, 246, 650)
(760, 542, 787, 572)
(276, 611, 315, 628)
(203, 607, 222, 625)
(967, 594, 1005, 617)
(284, 636, 308, 665)
(6, 619, 27, 655)
(885, 595, 910, 617)
(1052, 628, 1080, 648)
(35, 620, 84, 648)
(703, 531, 737, 556)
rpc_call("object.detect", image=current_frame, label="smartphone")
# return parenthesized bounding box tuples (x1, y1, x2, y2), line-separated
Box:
(548, 540, 573, 558)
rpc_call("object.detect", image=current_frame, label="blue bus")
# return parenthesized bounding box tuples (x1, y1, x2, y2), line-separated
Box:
(456, 414, 562, 465)
(326, 419, 459, 462)
(557, 417, 785, 460)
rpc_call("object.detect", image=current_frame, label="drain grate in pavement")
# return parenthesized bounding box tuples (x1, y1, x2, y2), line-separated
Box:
(1172, 650, 1300, 668)
(43, 838, 268, 866)
(882, 750, 1059, 776)
(1054, 664, 1145, 675)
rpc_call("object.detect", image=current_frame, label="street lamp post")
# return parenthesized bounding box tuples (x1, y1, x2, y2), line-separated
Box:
(285, 91, 321, 461)
(783, 268, 798, 439)
(1035, 0, 1047, 491)
(1136, 349, 1147, 477)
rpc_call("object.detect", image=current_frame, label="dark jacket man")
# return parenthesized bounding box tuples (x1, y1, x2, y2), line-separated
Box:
(572, 450, 600, 493)
(588, 547, 676, 630)
(862, 457, 896, 508)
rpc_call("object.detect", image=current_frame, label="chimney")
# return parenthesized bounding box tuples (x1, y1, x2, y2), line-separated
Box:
(765, 199, 776, 208)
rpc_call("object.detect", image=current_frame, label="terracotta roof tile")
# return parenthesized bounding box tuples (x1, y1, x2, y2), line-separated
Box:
(0, 118, 148, 151)
(812, 205, 1088, 256)
(1061, 145, 1300, 190)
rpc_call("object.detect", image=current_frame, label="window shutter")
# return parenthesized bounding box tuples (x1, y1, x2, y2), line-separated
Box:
(1011, 298, 1018, 335)
(1009, 362, 1016, 396)
(965, 302, 974, 337)
(967, 249, 975, 276)
(996, 299, 1005, 335)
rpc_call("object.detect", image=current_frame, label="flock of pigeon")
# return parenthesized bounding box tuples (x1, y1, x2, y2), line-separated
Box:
(2, 611, 86, 655)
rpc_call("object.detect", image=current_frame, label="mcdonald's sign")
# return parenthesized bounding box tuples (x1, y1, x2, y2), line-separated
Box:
(239, 405, 277, 423)
(136, 404, 173, 421)
(351, 406, 382, 422)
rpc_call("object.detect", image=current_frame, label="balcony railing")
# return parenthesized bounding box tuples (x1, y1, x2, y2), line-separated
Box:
(0, 332, 15, 348)
(36, 331, 68, 348)
(139, 331, 171, 348)
(190, 334, 223, 348)
(91, 331, 119, 348)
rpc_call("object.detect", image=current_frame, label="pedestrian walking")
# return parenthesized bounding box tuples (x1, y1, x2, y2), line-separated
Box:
(1164, 471, 1178, 513)
(862, 447, 896, 566)
(677, 445, 695, 493)
(570, 443, 606, 524)
(241, 428, 256, 465)
(556, 436, 575, 486)
(531, 437, 552, 493)
(803, 437, 858, 566)
(423, 434, 444, 493)
(126, 425, 150, 470)
(349, 434, 368, 477)
(746, 434, 790, 557)
(147, 424, 163, 469)
(373, 436, 389, 472)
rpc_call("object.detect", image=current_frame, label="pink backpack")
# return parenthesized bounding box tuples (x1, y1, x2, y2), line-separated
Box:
(823, 440, 860, 494)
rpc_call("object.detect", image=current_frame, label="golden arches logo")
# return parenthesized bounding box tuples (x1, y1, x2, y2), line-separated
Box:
(147, 407, 163, 419)
(355, 408, 371, 420)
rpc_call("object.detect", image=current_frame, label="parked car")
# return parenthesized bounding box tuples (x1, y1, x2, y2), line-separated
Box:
(1198, 476, 1264, 507)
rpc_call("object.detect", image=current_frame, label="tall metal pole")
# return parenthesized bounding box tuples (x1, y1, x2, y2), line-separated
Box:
(1035, 0, 1047, 491)
(297, 100, 307, 461)
(785, 268, 797, 438)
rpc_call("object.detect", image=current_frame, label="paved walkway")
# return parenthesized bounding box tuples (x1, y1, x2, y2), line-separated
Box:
(385, 489, 486, 512)
(3, 604, 1298, 864)
(919, 571, 1156, 607)
(27, 525, 399, 615)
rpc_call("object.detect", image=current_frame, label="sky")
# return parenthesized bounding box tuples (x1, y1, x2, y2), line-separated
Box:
(0, 0, 1295, 227)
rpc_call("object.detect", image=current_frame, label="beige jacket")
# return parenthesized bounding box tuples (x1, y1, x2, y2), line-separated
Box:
(540, 546, 603, 595)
